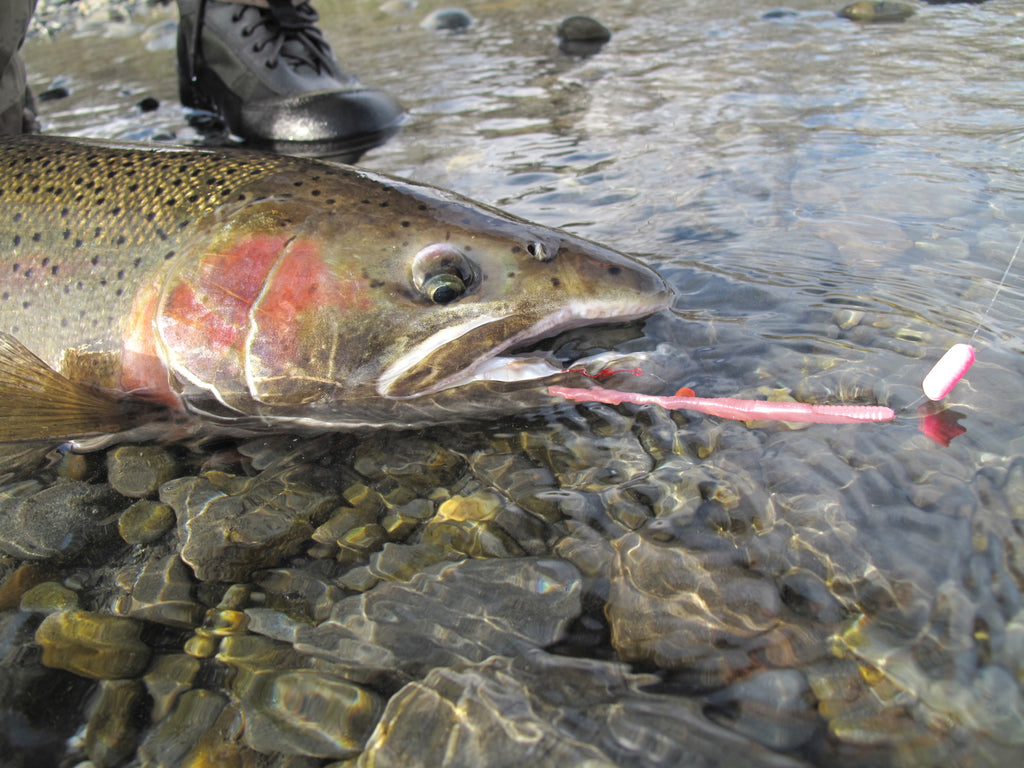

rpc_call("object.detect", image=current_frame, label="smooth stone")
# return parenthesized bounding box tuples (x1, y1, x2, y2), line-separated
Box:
(118, 499, 176, 545)
(128, 554, 204, 629)
(106, 445, 179, 498)
(35, 610, 151, 679)
(143, 653, 200, 721)
(294, 558, 582, 679)
(557, 15, 612, 42)
(83, 679, 145, 767)
(838, 1, 916, 22)
(161, 465, 337, 582)
(241, 669, 382, 758)
(19, 581, 79, 614)
(420, 7, 473, 30)
(137, 688, 228, 767)
(361, 653, 807, 767)
(0, 479, 126, 561)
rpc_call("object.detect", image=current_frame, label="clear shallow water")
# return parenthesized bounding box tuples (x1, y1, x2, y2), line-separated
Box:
(12, 0, 1024, 766)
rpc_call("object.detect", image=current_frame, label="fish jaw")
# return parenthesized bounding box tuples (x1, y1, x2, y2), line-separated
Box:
(377, 296, 670, 399)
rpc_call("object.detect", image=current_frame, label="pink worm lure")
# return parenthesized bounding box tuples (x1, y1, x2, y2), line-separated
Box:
(549, 385, 896, 424)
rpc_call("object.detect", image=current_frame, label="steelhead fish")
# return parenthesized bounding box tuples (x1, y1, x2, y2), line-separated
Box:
(0, 135, 670, 443)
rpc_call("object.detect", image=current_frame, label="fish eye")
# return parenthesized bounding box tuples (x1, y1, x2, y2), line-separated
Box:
(411, 243, 476, 304)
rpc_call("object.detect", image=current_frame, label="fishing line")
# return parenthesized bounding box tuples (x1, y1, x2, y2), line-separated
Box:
(899, 229, 1022, 420)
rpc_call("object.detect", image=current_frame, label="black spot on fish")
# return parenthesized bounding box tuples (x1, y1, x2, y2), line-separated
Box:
(73, 238, 83, 248)
(91, 255, 100, 266)
(62, 229, 71, 240)
(12, 235, 20, 246)
(401, 221, 410, 228)
(551, 277, 562, 288)
(116, 235, 126, 246)
(164, 251, 175, 260)
(608, 266, 621, 276)
(0, 292, 7, 301)
(12, 263, 19, 273)
(311, 190, 321, 197)
(51, 265, 59, 276)
(325, 198, 335, 205)
(116, 270, 125, 280)
(12, 211, 21, 222)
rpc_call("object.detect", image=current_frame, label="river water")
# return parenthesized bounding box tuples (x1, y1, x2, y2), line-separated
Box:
(9, 0, 1024, 766)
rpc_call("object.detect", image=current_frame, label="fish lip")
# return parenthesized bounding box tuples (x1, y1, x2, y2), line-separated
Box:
(378, 293, 672, 399)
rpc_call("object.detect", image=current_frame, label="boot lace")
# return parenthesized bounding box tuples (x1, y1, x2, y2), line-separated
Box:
(190, 0, 335, 81)
(238, 0, 334, 73)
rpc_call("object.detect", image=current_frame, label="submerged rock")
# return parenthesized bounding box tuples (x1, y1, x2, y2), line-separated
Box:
(557, 15, 612, 43)
(362, 653, 810, 768)
(118, 499, 175, 545)
(838, 1, 916, 22)
(220, 635, 383, 758)
(420, 7, 473, 31)
(256, 557, 582, 682)
(106, 445, 178, 498)
(0, 479, 126, 561)
(35, 610, 151, 679)
(161, 465, 338, 582)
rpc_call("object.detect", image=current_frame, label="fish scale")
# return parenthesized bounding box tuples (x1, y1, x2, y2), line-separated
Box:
(0, 135, 671, 442)
(0, 136, 286, 361)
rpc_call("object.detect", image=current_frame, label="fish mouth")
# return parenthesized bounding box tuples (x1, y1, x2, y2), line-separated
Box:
(378, 295, 670, 399)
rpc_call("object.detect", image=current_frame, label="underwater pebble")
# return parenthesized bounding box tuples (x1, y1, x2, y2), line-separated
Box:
(137, 688, 228, 767)
(838, 1, 916, 22)
(420, 7, 472, 31)
(118, 499, 175, 545)
(363, 652, 803, 767)
(289, 558, 582, 681)
(0, 479, 126, 561)
(161, 465, 337, 582)
(106, 445, 178, 498)
(143, 653, 200, 721)
(19, 581, 79, 614)
(557, 15, 611, 42)
(35, 610, 151, 679)
(83, 679, 145, 767)
(127, 553, 204, 629)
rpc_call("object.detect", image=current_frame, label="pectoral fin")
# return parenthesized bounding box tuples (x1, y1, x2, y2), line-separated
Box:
(0, 333, 155, 442)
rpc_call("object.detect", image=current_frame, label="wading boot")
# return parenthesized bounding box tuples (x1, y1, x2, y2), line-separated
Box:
(176, 0, 403, 159)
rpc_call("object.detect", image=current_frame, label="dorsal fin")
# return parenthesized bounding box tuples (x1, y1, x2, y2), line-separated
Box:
(0, 333, 148, 442)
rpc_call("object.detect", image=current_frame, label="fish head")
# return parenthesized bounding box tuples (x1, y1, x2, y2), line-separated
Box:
(154, 168, 671, 428)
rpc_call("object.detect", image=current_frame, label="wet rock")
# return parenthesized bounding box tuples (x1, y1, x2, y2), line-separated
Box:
(143, 653, 200, 721)
(605, 520, 832, 684)
(362, 652, 809, 768)
(161, 465, 338, 582)
(126, 554, 204, 629)
(220, 634, 383, 758)
(557, 15, 612, 43)
(137, 688, 228, 767)
(37, 85, 69, 101)
(118, 499, 175, 545)
(0, 479, 127, 561)
(703, 669, 819, 750)
(420, 7, 473, 31)
(35, 610, 151, 679)
(83, 679, 145, 767)
(839, 1, 916, 22)
(136, 95, 159, 112)
(19, 581, 79, 614)
(0, 563, 53, 610)
(278, 558, 582, 682)
(106, 445, 178, 498)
